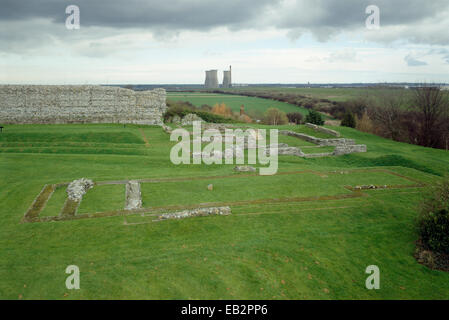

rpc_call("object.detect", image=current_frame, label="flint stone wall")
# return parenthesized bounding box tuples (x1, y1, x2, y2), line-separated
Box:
(333, 144, 367, 155)
(125, 180, 142, 211)
(305, 123, 340, 137)
(279, 130, 355, 146)
(158, 206, 231, 220)
(0, 85, 166, 125)
(278, 130, 367, 156)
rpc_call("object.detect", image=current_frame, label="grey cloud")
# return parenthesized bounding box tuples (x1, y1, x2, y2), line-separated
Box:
(0, 0, 277, 29)
(428, 48, 449, 64)
(1, 0, 449, 55)
(275, 1, 447, 31)
(404, 54, 427, 66)
(279, 0, 449, 46)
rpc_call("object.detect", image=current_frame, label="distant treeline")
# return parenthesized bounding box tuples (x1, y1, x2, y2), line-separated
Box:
(208, 88, 449, 150)
(335, 88, 449, 150)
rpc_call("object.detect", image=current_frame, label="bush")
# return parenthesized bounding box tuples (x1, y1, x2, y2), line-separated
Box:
(341, 112, 356, 128)
(286, 112, 303, 125)
(356, 111, 374, 133)
(264, 108, 289, 125)
(418, 176, 449, 254)
(303, 101, 315, 109)
(200, 104, 212, 111)
(193, 111, 236, 123)
(211, 103, 233, 118)
(305, 110, 324, 125)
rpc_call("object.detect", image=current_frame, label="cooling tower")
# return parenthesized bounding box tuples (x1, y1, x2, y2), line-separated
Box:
(204, 70, 219, 88)
(222, 66, 232, 88)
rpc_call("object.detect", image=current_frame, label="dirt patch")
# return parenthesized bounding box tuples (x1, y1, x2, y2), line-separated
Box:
(23, 184, 55, 222)
(139, 128, 150, 147)
(415, 239, 449, 272)
(60, 198, 80, 217)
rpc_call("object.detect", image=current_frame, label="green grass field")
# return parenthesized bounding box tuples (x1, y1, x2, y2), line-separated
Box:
(1, 121, 448, 299)
(167, 92, 311, 116)
(217, 87, 414, 103)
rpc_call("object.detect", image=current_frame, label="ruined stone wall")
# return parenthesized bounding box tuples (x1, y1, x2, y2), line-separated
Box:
(333, 144, 367, 156)
(279, 130, 356, 146)
(0, 85, 166, 125)
(305, 123, 340, 137)
(279, 129, 367, 157)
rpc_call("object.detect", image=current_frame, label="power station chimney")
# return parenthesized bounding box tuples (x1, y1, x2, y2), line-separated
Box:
(222, 65, 232, 88)
(204, 70, 219, 88)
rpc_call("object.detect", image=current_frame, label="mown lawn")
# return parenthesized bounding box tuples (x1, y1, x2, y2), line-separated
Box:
(167, 92, 310, 116)
(0, 123, 448, 299)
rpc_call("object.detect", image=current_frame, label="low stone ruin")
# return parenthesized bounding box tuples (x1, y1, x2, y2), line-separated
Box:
(278, 130, 367, 157)
(202, 123, 239, 132)
(267, 146, 305, 157)
(171, 115, 182, 124)
(66, 178, 94, 201)
(305, 123, 340, 137)
(181, 113, 204, 125)
(161, 124, 173, 134)
(193, 145, 245, 160)
(125, 180, 142, 210)
(234, 166, 256, 172)
(354, 184, 388, 190)
(158, 206, 231, 220)
(333, 144, 367, 156)
(280, 130, 356, 146)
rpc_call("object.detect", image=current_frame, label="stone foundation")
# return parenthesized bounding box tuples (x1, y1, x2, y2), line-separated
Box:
(278, 130, 367, 157)
(125, 180, 142, 210)
(305, 123, 340, 137)
(158, 206, 231, 220)
(279, 130, 355, 146)
(333, 144, 367, 156)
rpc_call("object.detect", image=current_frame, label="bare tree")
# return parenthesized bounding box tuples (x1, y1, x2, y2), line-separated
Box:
(369, 92, 407, 141)
(264, 108, 288, 125)
(410, 87, 449, 148)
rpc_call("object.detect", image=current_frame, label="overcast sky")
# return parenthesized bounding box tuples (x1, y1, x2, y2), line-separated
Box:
(1, 0, 449, 84)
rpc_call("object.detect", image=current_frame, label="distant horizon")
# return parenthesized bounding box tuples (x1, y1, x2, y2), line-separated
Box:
(1, 82, 448, 86)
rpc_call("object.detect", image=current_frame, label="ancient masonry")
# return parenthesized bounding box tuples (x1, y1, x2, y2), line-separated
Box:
(158, 206, 231, 220)
(305, 123, 340, 137)
(125, 180, 142, 211)
(171, 120, 367, 159)
(0, 85, 167, 125)
(24, 168, 424, 224)
(277, 130, 367, 157)
(22, 176, 232, 223)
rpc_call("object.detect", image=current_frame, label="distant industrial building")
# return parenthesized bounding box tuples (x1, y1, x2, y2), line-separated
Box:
(204, 66, 232, 88)
(222, 66, 232, 88)
(204, 70, 218, 88)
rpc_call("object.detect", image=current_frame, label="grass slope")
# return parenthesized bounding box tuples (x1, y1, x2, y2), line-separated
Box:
(0, 123, 448, 299)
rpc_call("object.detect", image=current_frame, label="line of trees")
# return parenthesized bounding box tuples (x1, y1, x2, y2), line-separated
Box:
(326, 87, 449, 150)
